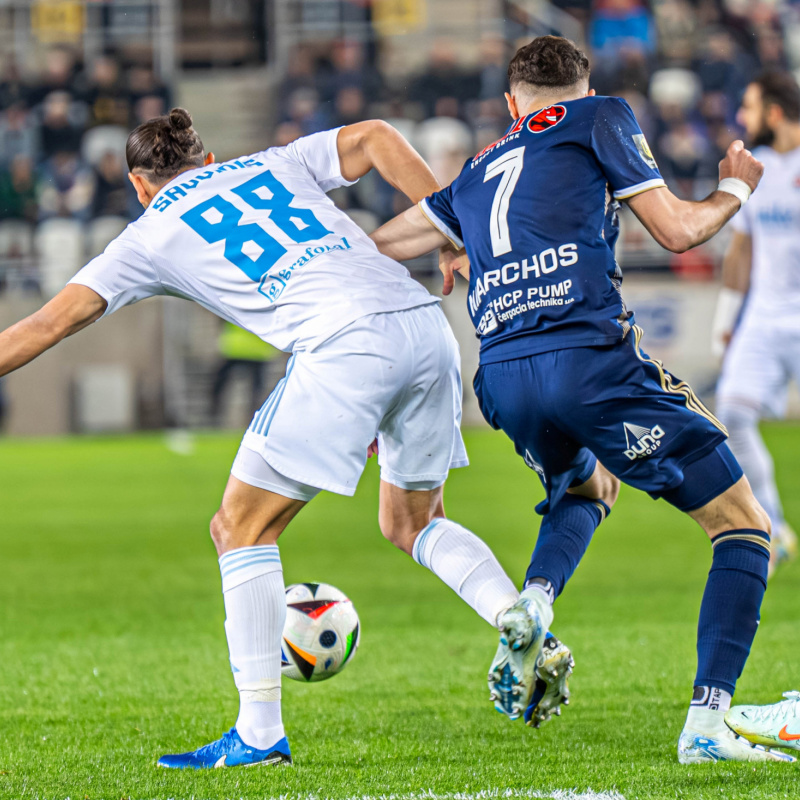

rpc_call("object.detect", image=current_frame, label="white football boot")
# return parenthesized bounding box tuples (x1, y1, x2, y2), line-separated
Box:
(678, 707, 796, 763)
(726, 691, 800, 752)
(488, 588, 553, 720)
(525, 634, 574, 728)
(768, 523, 798, 578)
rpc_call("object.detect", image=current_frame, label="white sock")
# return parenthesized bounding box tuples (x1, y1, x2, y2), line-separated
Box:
(219, 544, 286, 750)
(685, 706, 728, 733)
(524, 578, 555, 607)
(518, 585, 555, 631)
(685, 686, 733, 733)
(718, 402, 784, 531)
(412, 518, 519, 628)
(691, 685, 732, 712)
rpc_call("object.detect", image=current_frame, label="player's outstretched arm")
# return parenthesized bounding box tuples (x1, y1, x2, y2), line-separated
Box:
(337, 120, 440, 203)
(371, 206, 468, 295)
(370, 205, 448, 260)
(627, 140, 763, 254)
(710, 230, 753, 356)
(721, 231, 753, 295)
(0, 284, 106, 377)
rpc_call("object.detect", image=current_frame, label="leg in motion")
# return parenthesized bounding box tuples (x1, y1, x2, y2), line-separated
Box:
(159, 455, 316, 769)
(379, 479, 527, 716)
(669, 450, 795, 763)
(379, 479, 519, 629)
(509, 461, 619, 726)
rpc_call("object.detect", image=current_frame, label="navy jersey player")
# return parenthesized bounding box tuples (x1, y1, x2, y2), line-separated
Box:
(372, 37, 798, 763)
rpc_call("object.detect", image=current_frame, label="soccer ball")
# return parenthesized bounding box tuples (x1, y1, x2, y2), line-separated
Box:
(281, 582, 360, 682)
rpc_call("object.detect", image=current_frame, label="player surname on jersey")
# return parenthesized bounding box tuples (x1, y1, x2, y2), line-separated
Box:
(468, 245, 577, 315)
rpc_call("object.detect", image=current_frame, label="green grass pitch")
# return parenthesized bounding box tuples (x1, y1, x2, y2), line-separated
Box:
(0, 426, 798, 800)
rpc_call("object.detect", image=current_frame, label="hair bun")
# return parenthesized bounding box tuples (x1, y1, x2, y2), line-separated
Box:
(169, 107, 193, 131)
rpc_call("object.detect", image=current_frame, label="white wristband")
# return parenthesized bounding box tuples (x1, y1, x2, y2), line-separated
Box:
(717, 177, 751, 207)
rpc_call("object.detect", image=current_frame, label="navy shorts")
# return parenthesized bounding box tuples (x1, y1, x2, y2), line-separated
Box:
(474, 326, 742, 514)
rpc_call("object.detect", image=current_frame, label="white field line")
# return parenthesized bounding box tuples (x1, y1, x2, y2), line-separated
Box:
(55, 790, 627, 800)
(255, 790, 625, 800)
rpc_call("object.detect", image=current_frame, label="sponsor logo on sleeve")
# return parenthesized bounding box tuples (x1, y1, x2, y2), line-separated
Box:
(632, 134, 657, 170)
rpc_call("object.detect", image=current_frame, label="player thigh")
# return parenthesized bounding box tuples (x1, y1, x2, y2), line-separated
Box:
(567, 329, 735, 510)
(239, 320, 411, 497)
(377, 304, 469, 490)
(473, 353, 597, 515)
(212, 467, 311, 553)
(717, 324, 789, 417)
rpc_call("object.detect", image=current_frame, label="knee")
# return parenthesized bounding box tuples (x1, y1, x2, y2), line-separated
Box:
(209, 509, 229, 555)
(590, 467, 620, 510)
(378, 512, 419, 557)
(601, 473, 621, 509)
(729, 481, 772, 536)
(693, 481, 772, 539)
(747, 498, 772, 537)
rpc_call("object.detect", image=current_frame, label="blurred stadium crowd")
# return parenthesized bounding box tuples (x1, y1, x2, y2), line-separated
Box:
(273, 0, 800, 272)
(1, 0, 798, 292)
(0, 46, 170, 294)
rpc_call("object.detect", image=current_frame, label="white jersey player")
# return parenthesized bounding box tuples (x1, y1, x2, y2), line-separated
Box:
(713, 72, 800, 574)
(0, 108, 529, 768)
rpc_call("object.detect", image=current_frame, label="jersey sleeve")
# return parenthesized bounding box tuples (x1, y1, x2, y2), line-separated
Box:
(283, 128, 358, 192)
(68, 227, 164, 317)
(590, 97, 666, 201)
(419, 183, 464, 249)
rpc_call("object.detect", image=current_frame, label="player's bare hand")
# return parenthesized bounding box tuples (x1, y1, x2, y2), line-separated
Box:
(439, 245, 470, 296)
(719, 140, 764, 192)
(711, 330, 732, 360)
(367, 438, 378, 459)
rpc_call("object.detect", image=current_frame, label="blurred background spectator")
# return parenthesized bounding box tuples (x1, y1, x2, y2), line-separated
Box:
(1, 0, 800, 434)
(3, 0, 800, 294)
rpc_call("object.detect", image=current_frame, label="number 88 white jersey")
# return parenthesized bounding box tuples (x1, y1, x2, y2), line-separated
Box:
(70, 128, 437, 352)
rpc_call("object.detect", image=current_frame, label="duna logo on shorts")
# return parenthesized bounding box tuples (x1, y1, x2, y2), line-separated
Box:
(623, 422, 665, 460)
(524, 449, 546, 482)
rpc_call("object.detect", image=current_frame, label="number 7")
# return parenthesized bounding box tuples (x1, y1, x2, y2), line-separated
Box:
(484, 146, 525, 257)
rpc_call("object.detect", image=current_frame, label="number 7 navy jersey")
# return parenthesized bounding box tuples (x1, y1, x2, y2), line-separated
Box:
(69, 128, 436, 353)
(420, 96, 665, 364)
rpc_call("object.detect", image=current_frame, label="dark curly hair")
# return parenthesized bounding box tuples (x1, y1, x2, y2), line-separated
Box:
(755, 71, 800, 122)
(508, 36, 590, 91)
(126, 107, 205, 183)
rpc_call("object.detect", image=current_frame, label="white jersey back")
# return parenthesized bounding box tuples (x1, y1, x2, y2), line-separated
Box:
(731, 145, 800, 329)
(69, 128, 436, 351)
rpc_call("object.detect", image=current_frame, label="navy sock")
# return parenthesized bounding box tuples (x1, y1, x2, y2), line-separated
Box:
(524, 495, 608, 598)
(695, 529, 770, 696)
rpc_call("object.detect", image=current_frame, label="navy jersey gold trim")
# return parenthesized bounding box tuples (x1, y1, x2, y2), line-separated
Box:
(711, 530, 771, 553)
(631, 325, 727, 435)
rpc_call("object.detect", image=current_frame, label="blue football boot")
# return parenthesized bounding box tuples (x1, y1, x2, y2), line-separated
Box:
(157, 728, 292, 769)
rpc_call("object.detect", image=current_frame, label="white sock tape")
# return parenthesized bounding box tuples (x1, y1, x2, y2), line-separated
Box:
(717, 177, 751, 207)
(238, 679, 281, 703)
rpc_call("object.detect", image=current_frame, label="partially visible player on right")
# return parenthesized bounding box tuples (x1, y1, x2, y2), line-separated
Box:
(713, 71, 800, 576)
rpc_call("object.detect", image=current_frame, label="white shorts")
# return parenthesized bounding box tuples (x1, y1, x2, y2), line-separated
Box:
(717, 322, 800, 417)
(233, 303, 469, 497)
